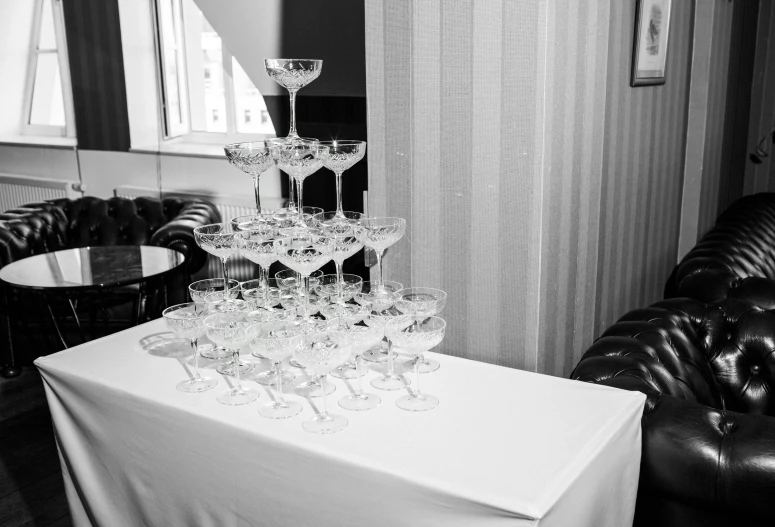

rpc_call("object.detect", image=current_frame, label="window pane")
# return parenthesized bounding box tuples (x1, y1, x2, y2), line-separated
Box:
(29, 53, 65, 126)
(38, 0, 57, 50)
(182, 0, 226, 133)
(233, 57, 275, 134)
(159, 0, 183, 127)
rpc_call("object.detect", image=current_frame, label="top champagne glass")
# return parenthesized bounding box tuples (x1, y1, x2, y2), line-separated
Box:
(264, 59, 323, 141)
(224, 141, 275, 213)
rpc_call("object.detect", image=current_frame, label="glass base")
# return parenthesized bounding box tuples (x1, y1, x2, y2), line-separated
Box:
(289, 358, 305, 369)
(176, 376, 217, 393)
(291, 317, 329, 334)
(339, 393, 380, 411)
(247, 307, 289, 324)
(259, 400, 303, 419)
(200, 345, 230, 360)
(371, 373, 408, 391)
(216, 386, 259, 406)
(362, 346, 397, 363)
(254, 369, 295, 386)
(216, 360, 255, 376)
(329, 364, 366, 380)
(403, 356, 440, 374)
(303, 414, 348, 434)
(397, 393, 438, 412)
(295, 379, 336, 397)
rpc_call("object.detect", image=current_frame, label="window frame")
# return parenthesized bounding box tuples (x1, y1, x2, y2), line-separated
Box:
(153, 0, 273, 143)
(21, 0, 76, 138)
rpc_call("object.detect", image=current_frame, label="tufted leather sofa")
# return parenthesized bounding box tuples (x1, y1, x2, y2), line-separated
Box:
(0, 196, 220, 274)
(665, 192, 775, 309)
(571, 297, 775, 527)
(0, 196, 220, 376)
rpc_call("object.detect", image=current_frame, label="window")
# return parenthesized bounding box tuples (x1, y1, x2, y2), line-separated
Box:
(23, 0, 75, 137)
(154, 0, 275, 140)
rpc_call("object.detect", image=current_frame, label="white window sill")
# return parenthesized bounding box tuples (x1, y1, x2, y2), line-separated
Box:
(0, 134, 77, 149)
(131, 134, 275, 159)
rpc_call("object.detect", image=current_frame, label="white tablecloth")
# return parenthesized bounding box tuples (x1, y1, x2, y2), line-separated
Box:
(35, 318, 645, 527)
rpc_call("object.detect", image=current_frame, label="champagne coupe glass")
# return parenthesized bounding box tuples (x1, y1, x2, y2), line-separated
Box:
(266, 138, 319, 219)
(194, 223, 239, 309)
(232, 212, 277, 288)
(361, 217, 406, 295)
(293, 334, 352, 434)
(330, 323, 383, 410)
(264, 59, 322, 141)
(319, 141, 366, 219)
(162, 303, 217, 393)
(395, 287, 447, 374)
(204, 313, 258, 405)
(274, 206, 324, 235)
(388, 316, 446, 411)
(246, 326, 304, 419)
(224, 141, 275, 213)
(241, 278, 286, 320)
(188, 278, 240, 359)
(316, 274, 363, 305)
(365, 308, 413, 391)
(355, 280, 403, 363)
(320, 301, 366, 380)
(273, 230, 334, 330)
(314, 211, 365, 303)
(269, 143, 329, 228)
(203, 297, 253, 375)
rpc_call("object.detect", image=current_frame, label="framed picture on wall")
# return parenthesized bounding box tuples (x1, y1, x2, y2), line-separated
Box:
(631, 0, 673, 87)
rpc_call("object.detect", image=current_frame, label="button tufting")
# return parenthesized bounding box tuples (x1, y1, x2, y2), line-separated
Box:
(751, 364, 761, 374)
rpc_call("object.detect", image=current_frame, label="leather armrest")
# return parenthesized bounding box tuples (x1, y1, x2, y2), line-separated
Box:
(150, 200, 220, 274)
(640, 394, 775, 523)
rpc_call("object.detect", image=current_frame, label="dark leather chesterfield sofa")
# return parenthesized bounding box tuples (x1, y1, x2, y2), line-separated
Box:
(665, 192, 775, 309)
(0, 196, 220, 377)
(572, 297, 775, 527)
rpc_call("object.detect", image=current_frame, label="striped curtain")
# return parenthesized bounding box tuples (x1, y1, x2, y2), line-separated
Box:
(365, 0, 695, 376)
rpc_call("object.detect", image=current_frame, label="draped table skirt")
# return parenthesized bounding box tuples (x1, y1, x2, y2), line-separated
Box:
(35, 318, 645, 527)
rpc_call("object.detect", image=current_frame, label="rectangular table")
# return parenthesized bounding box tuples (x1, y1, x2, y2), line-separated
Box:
(36, 319, 645, 526)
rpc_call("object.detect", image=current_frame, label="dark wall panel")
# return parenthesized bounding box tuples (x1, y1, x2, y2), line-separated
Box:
(62, 0, 130, 151)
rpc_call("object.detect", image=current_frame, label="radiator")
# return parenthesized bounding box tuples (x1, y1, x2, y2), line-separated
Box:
(0, 173, 81, 213)
(114, 185, 285, 282)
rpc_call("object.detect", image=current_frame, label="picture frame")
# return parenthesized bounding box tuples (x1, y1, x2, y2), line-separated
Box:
(631, 0, 672, 87)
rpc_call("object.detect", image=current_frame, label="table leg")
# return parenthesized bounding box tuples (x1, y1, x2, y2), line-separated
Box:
(0, 287, 21, 378)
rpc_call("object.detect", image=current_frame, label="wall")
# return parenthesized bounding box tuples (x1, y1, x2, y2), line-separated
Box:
(744, 1, 775, 195)
(695, 0, 759, 237)
(592, 0, 693, 340)
(365, 0, 697, 376)
(195, 0, 366, 98)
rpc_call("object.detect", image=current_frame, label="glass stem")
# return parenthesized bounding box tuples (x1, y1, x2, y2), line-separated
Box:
(335, 172, 344, 216)
(260, 265, 269, 308)
(233, 350, 242, 391)
(355, 354, 364, 396)
(296, 178, 305, 223)
(386, 338, 394, 376)
(288, 176, 297, 212)
(375, 250, 384, 287)
(302, 274, 311, 320)
(288, 89, 298, 138)
(221, 257, 229, 298)
(190, 338, 200, 380)
(414, 353, 422, 397)
(335, 261, 344, 303)
(252, 175, 261, 212)
(275, 362, 285, 406)
(321, 374, 329, 418)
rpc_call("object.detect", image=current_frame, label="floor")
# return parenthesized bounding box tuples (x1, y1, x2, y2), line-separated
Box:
(0, 368, 72, 526)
